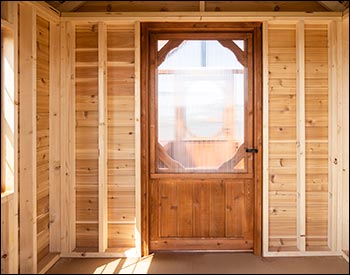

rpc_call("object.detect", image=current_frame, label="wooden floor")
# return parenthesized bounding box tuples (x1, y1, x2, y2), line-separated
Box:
(46, 253, 349, 274)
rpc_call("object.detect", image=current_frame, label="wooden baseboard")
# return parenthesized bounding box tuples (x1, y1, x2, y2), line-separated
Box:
(61, 247, 139, 258)
(264, 251, 342, 257)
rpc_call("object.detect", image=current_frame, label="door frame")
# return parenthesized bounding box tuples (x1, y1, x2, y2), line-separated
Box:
(140, 22, 262, 256)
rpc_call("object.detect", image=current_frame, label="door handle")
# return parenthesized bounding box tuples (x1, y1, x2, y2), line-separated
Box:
(245, 148, 258, 153)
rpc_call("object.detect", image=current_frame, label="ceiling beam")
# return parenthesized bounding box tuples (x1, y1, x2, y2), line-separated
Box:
(318, 1, 347, 12)
(48, 1, 86, 12)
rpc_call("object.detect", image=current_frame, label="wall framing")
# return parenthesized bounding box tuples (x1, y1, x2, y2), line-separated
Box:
(1, 1, 348, 269)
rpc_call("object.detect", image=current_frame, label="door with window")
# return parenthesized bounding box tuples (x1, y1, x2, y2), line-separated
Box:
(141, 23, 262, 254)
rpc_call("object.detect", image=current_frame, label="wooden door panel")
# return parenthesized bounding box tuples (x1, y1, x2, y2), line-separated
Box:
(177, 181, 193, 237)
(193, 181, 210, 237)
(149, 179, 254, 250)
(226, 181, 245, 237)
(142, 22, 262, 254)
(209, 182, 226, 237)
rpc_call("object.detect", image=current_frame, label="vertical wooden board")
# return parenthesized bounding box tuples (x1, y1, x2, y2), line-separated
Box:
(149, 179, 159, 242)
(98, 21, 108, 253)
(209, 181, 225, 237)
(296, 21, 306, 252)
(262, 21, 269, 255)
(19, 3, 37, 273)
(244, 179, 254, 239)
(159, 181, 177, 237)
(342, 13, 349, 256)
(193, 181, 210, 237)
(177, 181, 192, 237)
(1, 202, 9, 274)
(226, 181, 243, 237)
(60, 20, 76, 253)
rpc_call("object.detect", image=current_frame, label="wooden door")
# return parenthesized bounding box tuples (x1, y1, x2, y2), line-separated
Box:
(141, 23, 262, 254)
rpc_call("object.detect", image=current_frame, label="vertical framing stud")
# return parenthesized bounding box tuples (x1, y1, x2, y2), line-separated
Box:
(296, 21, 306, 252)
(328, 20, 339, 252)
(19, 3, 37, 273)
(60, 21, 76, 253)
(134, 21, 142, 258)
(49, 20, 61, 253)
(98, 21, 108, 253)
(262, 21, 269, 255)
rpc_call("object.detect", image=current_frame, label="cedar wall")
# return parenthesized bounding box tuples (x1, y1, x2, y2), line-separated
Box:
(1, 1, 349, 273)
(74, 23, 136, 251)
(36, 15, 50, 262)
(70, 19, 343, 254)
(267, 23, 329, 252)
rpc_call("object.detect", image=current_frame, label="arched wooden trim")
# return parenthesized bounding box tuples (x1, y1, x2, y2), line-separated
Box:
(218, 143, 246, 171)
(157, 39, 184, 66)
(218, 40, 247, 67)
(157, 142, 185, 170)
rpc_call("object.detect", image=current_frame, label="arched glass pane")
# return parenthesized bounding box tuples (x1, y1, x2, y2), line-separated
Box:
(157, 40, 246, 172)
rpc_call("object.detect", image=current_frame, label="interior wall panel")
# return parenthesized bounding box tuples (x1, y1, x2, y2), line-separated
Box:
(268, 25, 298, 252)
(304, 24, 329, 251)
(75, 23, 99, 251)
(107, 24, 136, 249)
(36, 15, 50, 263)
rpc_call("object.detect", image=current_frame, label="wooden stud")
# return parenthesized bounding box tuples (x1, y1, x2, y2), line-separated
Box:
(19, 3, 37, 273)
(341, 12, 349, 258)
(336, 20, 343, 253)
(11, 1, 19, 269)
(0, 2, 19, 273)
(60, 21, 76, 253)
(296, 21, 306, 252)
(98, 21, 108, 253)
(49, 20, 61, 253)
(134, 21, 142, 258)
(28, 1, 60, 23)
(328, 20, 339, 252)
(262, 21, 269, 255)
(253, 23, 263, 256)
